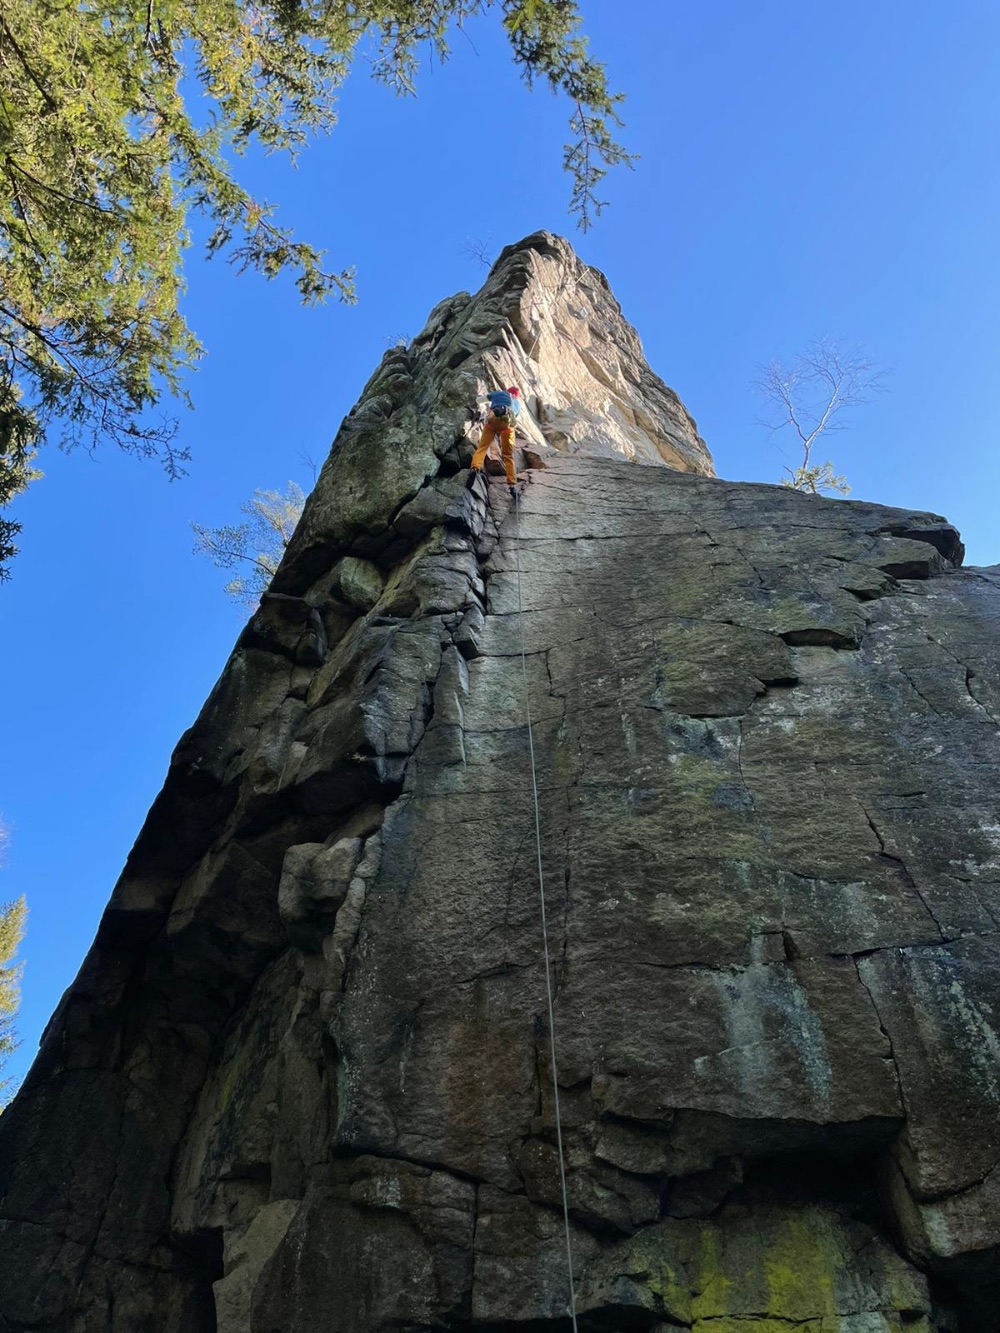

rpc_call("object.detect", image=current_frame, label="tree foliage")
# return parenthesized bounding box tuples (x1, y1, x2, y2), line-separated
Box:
(756, 339, 886, 496)
(193, 481, 305, 606)
(0, 375, 42, 575)
(0, 0, 630, 579)
(0, 892, 26, 1108)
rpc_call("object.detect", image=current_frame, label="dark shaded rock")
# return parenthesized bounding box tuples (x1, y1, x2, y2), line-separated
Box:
(664, 1156, 743, 1218)
(248, 1159, 474, 1333)
(881, 518, 965, 564)
(391, 475, 478, 541)
(514, 1136, 661, 1233)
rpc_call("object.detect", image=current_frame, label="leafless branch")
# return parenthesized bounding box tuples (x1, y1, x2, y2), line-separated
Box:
(297, 449, 319, 483)
(756, 338, 887, 495)
(464, 236, 494, 268)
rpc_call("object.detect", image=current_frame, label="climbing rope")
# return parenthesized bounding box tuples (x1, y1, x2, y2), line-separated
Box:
(512, 485, 579, 1332)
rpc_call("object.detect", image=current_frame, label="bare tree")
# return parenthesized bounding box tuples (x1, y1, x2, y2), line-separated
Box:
(464, 236, 495, 268)
(297, 451, 321, 485)
(756, 339, 886, 496)
(192, 482, 306, 608)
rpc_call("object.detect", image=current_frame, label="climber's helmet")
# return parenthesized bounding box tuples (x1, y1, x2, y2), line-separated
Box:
(507, 386, 520, 397)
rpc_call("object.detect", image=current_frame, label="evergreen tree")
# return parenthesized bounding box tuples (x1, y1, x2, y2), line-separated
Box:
(0, 0, 631, 579)
(0, 895, 27, 1107)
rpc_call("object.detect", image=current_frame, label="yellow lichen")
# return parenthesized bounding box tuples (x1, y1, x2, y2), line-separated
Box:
(689, 1224, 731, 1320)
(620, 1222, 692, 1324)
(628, 1206, 928, 1330)
(763, 1215, 838, 1321)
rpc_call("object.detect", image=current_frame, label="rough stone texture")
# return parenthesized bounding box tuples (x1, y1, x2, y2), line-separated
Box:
(1, 233, 996, 1332)
(331, 555, 385, 611)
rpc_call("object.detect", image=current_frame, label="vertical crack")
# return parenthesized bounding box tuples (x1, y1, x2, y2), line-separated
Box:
(736, 715, 757, 814)
(853, 956, 906, 1112)
(559, 831, 572, 996)
(899, 668, 945, 717)
(856, 799, 944, 939)
(923, 632, 1000, 726)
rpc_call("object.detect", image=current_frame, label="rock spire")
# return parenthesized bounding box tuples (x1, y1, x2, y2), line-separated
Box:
(1, 233, 998, 1332)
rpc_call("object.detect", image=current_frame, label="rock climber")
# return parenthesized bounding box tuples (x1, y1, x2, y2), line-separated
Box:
(471, 386, 521, 497)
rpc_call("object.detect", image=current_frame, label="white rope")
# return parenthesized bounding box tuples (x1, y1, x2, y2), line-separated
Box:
(512, 485, 579, 1332)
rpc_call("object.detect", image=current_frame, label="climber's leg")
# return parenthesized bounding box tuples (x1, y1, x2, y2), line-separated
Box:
(500, 427, 517, 485)
(471, 418, 498, 471)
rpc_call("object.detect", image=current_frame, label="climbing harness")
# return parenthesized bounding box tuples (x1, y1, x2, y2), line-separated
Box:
(512, 486, 580, 1332)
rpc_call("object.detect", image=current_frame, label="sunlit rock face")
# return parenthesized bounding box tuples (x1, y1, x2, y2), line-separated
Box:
(2, 232, 998, 1333)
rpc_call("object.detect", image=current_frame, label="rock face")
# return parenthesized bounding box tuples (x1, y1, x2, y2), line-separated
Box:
(2, 233, 999, 1332)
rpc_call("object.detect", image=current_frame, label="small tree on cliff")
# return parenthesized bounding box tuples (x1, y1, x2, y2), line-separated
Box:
(193, 482, 305, 608)
(0, 816, 26, 1106)
(0, 0, 633, 580)
(757, 340, 886, 495)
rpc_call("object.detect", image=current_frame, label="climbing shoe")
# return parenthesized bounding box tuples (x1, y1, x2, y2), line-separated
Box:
(467, 467, 483, 492)
(509, 484, 518, 501)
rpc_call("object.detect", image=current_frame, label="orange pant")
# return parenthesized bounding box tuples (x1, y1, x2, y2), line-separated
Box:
(472, 416, 517, 485)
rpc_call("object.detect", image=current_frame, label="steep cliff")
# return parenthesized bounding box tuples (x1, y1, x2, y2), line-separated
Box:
(2, 233, 999, 1333)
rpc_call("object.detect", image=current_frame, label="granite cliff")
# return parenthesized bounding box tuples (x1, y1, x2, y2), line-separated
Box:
(2, 234, 999, 1332)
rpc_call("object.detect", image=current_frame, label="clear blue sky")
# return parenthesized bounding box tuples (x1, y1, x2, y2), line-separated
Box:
(3, 1, 999, 1091)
